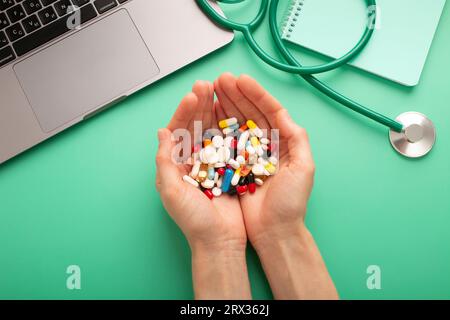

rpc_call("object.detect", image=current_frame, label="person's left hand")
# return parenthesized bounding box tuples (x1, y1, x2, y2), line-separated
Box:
(156, 80, 247, 254)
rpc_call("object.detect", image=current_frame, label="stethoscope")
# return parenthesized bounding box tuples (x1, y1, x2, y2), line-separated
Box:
(197, 0, 436, 158)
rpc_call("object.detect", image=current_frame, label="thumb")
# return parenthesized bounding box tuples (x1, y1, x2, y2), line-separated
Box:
(276, 109, 314, 168)
(155, 128, 180, 193)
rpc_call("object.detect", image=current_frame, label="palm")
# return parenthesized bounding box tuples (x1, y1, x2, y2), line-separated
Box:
(157, 80, 246, 246)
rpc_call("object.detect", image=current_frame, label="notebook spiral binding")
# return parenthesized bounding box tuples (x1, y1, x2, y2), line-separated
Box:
(281, 0, 305, 39)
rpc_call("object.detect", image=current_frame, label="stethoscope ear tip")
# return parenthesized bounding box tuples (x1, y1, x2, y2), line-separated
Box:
(389, 112, 436, 158)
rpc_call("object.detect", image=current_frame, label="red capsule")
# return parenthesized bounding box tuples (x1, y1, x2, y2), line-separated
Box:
(248, 173, 256, 194)
(217, 168, 226, 176)
(230, 138, 238, 149)
(236, 185, 248, 196)
(203, 189, 214, 200)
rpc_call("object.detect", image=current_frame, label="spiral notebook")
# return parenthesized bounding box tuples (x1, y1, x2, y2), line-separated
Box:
(280, 0, 446, 86)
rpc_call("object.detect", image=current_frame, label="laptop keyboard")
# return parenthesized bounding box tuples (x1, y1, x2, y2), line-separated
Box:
(0, 0, 130, 68)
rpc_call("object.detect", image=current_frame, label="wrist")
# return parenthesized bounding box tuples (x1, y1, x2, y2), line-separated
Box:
(251, 222, 339, 300)
(190, 238, 247, 260)
(251, 221, 311, 257)
(191, 239, 251, 300)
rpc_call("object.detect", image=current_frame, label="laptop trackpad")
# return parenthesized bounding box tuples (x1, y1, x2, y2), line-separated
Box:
(14, 10, 160, 133)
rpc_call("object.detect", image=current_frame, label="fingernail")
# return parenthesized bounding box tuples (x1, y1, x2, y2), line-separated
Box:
(157, 129, 165, 141)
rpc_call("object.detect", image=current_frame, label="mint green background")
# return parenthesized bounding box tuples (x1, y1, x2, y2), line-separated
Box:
(0, 1, 449, 299)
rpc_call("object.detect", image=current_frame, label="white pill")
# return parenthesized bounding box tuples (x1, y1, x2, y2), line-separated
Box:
(207, 152, 219, 165)
(214, 172, 219, 183)
(224, 136, 234, 148)
(217, 146, 230, 162)
(256, 145, 264, 156)
(246, 145, 256, 155)
(217, 176, 223, 188)
(252, 164, 265, 176)
(190, 161, 201, 178)
(199, 149, 208, 164)
(236, 155, 245, 165)
(214, 162, 226, 168)
(212, 187, 222, 197)
(201, 179, 215, 189)
(212, 136, 224, 148)
(231, 172, 240, 186)
(269, 156, 278, 166)
(237, 131, 250, 151)
(260, 138, 270, 145)
(223, 127, 235, 135)
(203, 146, 215, 157)
(261, 144, 268, 151)
(255, 178, 264, 186)
(228, 159, 240, 170)
(183, 175, 199, 188)
(253, 128, 264, 138)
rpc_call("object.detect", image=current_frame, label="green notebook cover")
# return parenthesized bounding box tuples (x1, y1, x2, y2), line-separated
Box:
(281, 0, 446, 86)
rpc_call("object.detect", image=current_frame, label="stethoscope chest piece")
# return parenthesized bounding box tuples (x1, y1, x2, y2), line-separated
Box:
(389, 112, 436, 158)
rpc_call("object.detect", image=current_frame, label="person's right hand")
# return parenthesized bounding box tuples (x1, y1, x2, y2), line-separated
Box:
(215, 73, 338, 299)
(215, 73, 315, 249)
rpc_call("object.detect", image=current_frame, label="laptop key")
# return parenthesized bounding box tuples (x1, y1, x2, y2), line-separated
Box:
(0, 0, 15, 11)
(38, 6, 58, 25)
(13, 4, 97, 56)
(7, 4, 26, 23)
(0, 30, 8, 48)
(54, 0, 72, 17)
(5, 22, 25, 41)
(22, 14, 41, 33)
(22, 0, 43, 15)
(0, 45, 15, 67)
(71, 0, 89, 7)
(94, 0, 117, 14)
(0, 12, 10, 30)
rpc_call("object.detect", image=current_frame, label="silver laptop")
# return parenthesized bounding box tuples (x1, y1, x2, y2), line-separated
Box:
(0, 0, 233, 164)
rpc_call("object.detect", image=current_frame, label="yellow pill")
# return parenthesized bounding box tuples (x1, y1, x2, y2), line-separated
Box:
(219, 117, 238, 129)
(250, 136, 260, 147)
(247, 120, 258, 129)
(264, 163, 277, 175)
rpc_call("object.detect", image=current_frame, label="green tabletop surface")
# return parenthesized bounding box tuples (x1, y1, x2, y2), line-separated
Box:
(1, 1, 449, 299)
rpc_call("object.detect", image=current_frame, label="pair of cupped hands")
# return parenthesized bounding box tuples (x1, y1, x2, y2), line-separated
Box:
(156, 73, 315, 260)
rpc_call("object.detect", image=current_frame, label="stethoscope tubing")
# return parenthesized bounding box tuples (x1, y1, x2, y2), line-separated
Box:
(196, 0, 404, 132)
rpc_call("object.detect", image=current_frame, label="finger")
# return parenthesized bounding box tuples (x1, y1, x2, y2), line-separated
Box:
(276, 109, 314, 168)
(193, 80, 213, 130)
(167, 93, 198, 132)
(211, 100, 219, 129)
(203, 81, 214, 130)
(237, 74, 283, 128)
(218, 73, 270, 130)
(214, 100, 227, 127)
(156, 128, 181, 192)
(188, 81, 209, 138)
(214, 77, 246, 124)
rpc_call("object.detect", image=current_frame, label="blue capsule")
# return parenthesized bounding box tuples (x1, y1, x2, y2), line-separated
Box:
(208, 167, 215, 180)
(221, 168, 234, 193)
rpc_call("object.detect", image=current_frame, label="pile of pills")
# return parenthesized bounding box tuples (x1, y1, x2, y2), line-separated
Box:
(182, 118, 278, 199)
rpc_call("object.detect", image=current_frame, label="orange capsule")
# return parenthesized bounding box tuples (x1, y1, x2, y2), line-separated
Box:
(239, 124, 248, 133)
(203, 139, 212, 147)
